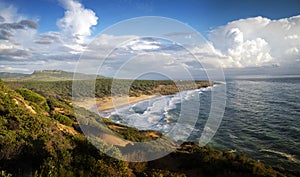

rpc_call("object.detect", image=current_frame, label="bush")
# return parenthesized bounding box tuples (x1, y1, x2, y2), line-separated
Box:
(53, 114, 73, 127)
(16, 88, 50, 112)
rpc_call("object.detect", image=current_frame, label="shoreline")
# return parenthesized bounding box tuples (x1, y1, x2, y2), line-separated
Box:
(97, 94, 158, 111)
(97, 84, 216, 111)
(72, 94, 158, 111)
(75, 83, 216, 112)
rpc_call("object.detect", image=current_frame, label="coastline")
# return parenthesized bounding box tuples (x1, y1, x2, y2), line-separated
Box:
(74, 82, 215, 112)
(97, 94, 158, 111)
(73, 94, 159, 111)
(97, 83, 215, 111)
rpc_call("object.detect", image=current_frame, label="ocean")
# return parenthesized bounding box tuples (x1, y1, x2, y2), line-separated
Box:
(100, 76, 300, 169)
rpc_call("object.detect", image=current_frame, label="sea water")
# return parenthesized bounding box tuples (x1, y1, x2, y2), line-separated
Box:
(100, 76, 300, 169)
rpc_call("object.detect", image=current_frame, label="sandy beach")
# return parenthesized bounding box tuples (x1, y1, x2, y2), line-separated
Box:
(72, 94, 158, 111)
(97, 94, 157, 111)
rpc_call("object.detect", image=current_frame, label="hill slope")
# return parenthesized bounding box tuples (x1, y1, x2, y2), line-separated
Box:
(0, 79, 128, 176)
(0, 72, 28, 78)
(1, 70, 105, 81)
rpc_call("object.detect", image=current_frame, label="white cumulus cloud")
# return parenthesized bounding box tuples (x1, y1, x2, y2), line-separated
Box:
(208, 15, 300, 68)
(57, 0, 98, 43)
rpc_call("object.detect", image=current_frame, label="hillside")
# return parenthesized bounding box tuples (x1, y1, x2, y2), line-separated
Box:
(0, 79, 129, 176)
(1, 70, 105, 81)
(0, 72, 28, 78)
(5, 78, 214, 100)
(0, 79, 299, 176)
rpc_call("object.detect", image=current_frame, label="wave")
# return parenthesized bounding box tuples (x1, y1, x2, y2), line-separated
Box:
(259, 149, 300, 163)
(101, 85, 215, 136)
(228, 149, 237, 153)
(229, 133, 238, 139)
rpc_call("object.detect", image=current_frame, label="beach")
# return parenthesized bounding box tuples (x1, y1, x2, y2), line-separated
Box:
(75, 82, 214, 112)
(73, 94, 158, 111)
(97, 94, 157, 111)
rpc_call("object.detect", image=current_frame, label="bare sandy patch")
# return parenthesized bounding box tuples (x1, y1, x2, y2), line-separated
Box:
(99, 133, 133, 147)
(108, 124, 127, 132)
(56, 123, 77, 136)
(144, 131, 161, 138)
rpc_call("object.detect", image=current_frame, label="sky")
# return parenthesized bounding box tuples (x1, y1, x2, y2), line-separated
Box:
(0, 0, 300, 78)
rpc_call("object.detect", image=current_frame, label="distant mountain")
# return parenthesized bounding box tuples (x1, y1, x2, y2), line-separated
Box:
(2, 70, 105, 81)
(0, 72, 28, 78)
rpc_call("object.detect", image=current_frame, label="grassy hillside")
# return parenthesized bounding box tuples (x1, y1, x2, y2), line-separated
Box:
(0, 79, 299, 176)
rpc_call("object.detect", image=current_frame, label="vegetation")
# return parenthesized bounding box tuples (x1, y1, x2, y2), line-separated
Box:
(5, 78, 213, 100)
(3, 70, 103, 81)
(16, 88, 50, 112)
(0, 77, 299, 176)
(0, 79, 127, 176)
(0, 72, 27, 79)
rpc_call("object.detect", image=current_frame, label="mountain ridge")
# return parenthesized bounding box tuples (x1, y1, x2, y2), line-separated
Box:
(1, 70, 106, 81)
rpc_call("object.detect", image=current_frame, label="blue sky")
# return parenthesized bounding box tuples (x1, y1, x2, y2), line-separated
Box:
(5, 0, 300, 35)
(0, 0, 300, 77)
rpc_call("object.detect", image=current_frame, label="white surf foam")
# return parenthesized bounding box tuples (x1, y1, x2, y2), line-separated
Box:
(99, 85, 215, 139)
(260, 149, 300, 163)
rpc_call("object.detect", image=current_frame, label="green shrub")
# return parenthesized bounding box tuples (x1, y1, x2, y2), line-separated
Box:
(52, 114, 73, 127)
(16, 88, 50, 112)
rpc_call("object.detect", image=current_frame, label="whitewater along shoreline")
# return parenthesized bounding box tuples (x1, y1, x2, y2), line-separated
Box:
(97, 81, 215, 111)
(74, 81, 215, 111)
